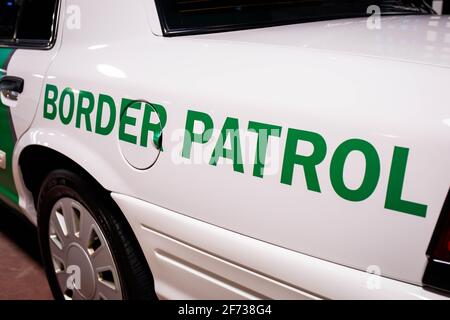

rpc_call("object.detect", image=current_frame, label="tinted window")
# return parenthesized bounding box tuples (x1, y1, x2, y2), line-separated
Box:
(156, 0, 433, 36)
(0, 0, 19, 41)
(16, 0, 58, 44)
(0, 0, 58, 47)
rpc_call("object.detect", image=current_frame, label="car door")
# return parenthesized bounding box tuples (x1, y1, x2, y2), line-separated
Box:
(0, 0, 60, 207)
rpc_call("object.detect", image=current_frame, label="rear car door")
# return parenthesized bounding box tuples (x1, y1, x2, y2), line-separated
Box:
(0, 0, 60, 207)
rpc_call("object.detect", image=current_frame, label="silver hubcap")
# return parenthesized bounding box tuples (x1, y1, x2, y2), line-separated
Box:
(48, 198, 123, 300)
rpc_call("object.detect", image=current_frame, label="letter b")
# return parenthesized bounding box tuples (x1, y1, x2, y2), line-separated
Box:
(43, 84, 58, 120)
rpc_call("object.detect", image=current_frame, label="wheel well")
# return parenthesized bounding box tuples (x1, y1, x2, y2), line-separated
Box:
(19, 145, 104, 204)
(20, 145, 158, 299)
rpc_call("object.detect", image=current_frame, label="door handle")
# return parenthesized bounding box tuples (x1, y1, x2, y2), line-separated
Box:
(0, 76, 24, 101)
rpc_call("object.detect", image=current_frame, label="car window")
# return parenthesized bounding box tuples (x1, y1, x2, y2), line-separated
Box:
(155, 0, 434, 36)
(0, 0, 58, 48)
(0, 0, 19, 42)
(16, 0, 58, 45)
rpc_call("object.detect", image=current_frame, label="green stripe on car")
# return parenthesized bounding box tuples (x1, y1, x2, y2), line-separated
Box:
(0, 48, 19, 205)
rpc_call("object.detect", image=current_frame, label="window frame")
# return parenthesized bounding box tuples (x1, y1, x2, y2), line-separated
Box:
(154, 0, 434, 37)
(0, 0, 60, 50)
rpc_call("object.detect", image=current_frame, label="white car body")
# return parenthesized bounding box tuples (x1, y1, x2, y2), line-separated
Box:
(0, 0, 449, 299)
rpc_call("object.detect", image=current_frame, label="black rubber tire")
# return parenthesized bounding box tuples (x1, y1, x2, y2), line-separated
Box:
(37, 169, 157, 300)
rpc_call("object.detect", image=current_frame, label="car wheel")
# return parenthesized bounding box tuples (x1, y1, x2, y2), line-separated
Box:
(37, 169, 157, 300)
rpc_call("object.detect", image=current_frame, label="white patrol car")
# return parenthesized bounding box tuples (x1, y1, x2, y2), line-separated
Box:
(0, 0, 448, 300)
